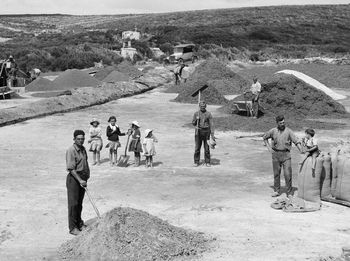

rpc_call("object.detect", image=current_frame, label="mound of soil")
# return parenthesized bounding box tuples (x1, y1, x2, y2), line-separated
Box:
(174, 78, 228, 105)
(53, 69, 101, 90)
(94, 66, 116, 81)
(116, 61, 143, 79)
(167, 58, 249, 95)
(25, 77, 57, 92)
(221, 74, 346, 118)
(103, 70, 130, 82)
(58, 207, 211, 261)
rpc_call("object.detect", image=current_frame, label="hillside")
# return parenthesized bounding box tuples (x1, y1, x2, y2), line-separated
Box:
(0, 5, 349, 71)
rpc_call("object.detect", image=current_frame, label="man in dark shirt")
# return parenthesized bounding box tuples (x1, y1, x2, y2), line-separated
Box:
(66, 130, 90, 235)
(192, 101, 215, 167)
(263, 115, 302, 197)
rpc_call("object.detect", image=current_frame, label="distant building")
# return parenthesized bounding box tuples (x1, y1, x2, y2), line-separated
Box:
(121, 47, 137, 60)
(122, 26, 141, 40)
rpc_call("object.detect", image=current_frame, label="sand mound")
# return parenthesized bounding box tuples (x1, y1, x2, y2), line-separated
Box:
(222, 74, 346, 118)
(103, 70, 130, 82)
(116, 61, 143, 79)
(94, 66, 116, 81)
(277, 70, 346, 100)
(53, 69, 101, 90)
(58, 207, 210, 261)
(167, 59, 249, 95)
(175, 78, 228, 105)
(25, 77, 58, 92)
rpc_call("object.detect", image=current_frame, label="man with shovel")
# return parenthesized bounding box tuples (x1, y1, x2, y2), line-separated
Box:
(66, 130, 90, 236)
(192, 101, 215, 167)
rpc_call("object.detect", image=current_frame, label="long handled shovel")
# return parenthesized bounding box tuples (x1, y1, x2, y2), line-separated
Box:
(116, 134, 131, 167)
(83, 186, 101, 219)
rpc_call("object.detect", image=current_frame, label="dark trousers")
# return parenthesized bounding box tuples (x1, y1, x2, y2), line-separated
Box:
(272, 151, 293, 195)
(252, 97, 259, 117)
(194, 129, 210, 164)
(66, 174, 85, 232)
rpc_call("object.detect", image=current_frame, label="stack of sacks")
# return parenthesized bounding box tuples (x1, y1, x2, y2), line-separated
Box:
(330, 141, 350, 202)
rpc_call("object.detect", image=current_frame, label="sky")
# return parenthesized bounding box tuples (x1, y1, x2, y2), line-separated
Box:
(1, 0, 349, 15)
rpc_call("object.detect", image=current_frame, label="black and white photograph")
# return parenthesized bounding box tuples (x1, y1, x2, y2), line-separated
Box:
(0, 0, 350, 260)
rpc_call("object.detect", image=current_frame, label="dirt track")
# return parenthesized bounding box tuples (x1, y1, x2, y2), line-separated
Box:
(0, 88, 350, 261)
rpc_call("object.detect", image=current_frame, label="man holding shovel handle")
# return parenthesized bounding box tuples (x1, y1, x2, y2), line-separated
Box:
(66, 130, 90, 236)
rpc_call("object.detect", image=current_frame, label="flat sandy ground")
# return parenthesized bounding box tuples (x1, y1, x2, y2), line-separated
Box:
(0, 88, 350, 261)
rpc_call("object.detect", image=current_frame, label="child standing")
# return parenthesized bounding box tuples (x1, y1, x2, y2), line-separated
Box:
(106, 116, 126, 166)
(89, 118, 103, 165)
(299, 128, 320, 174)
(129, 121, 142, 167)
(142, 129, 158, 168)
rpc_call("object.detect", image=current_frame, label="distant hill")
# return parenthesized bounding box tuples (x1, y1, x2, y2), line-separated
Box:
(0, 5, 349, 72)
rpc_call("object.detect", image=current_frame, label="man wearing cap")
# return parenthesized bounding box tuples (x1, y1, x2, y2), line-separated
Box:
(263, 115, 302, 197)
(250, 76, 261, 118)
(192, 101, 215, 167)
(66, 130, 90, 235)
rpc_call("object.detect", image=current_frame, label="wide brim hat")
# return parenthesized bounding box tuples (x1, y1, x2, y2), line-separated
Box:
(144, 129, 153, 137)
(90, 118, 100, 125)
(131, 120, 140, 127)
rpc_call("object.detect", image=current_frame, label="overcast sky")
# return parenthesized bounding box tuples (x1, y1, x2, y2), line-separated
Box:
(1, 0, 349, 15)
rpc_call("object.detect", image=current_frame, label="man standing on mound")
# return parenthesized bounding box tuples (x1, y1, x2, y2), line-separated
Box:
(263, 115, 302, 197)
(66, 130, 90, 235)
(192, 101, 215, 167)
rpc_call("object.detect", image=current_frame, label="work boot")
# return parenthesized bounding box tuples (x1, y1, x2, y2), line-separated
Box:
(193, 163, 200, 167)
(69, 228, 81, 236)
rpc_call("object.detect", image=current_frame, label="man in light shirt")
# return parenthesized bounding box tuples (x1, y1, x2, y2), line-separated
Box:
(250, 76, 261, 118)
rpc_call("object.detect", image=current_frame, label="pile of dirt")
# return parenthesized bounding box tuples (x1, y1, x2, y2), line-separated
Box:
(103, 70, 130, 82)
(58, 207, 211, 261)
(221, 74, 346, 118)
(116, 61, 143, 79)
(25, 77, 57, 92)
(94, 66, 116, 81)
(174, 77, 228, 105)
(52, 69, 101, 90)
(0, 82, 156, 127)
(166, 58, 249, 95)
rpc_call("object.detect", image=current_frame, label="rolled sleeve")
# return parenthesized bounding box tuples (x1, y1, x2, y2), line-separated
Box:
(66, 148, 76, 171)
(192, 112, 198, 126)
(263, 129, 273, 140)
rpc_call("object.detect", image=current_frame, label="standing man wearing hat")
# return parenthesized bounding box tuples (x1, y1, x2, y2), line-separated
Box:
(250, 76, 262, 118)
(192, 101, 215, 167)
(66, 130, 90, 235)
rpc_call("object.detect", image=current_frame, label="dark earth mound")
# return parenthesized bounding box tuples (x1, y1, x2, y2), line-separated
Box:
(58, 207, 212, 261)
(116, 61, 143, 79)
(25, 77, 57, 92)
(174, 78, 228, 105)
(221, 74, 346, 118)
(166, 58, 249, 95)
(52, 69, 101, 90)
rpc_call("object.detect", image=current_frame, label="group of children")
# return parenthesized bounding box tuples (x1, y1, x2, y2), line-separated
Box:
(88, 116, 158, 167)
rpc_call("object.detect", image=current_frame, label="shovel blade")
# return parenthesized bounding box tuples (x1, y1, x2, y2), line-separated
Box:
(116, 155, 130, 167)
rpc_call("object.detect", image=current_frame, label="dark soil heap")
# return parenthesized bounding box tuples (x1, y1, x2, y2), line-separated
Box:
(58, 207, 211, 261)
(221, 74, 346, 118)
(25, 77, 58, 92)
(103, 70, 130, 82)
(53, 69, 101, 90)
(94, 66, 116, 81)
(167, 58, 249, 95)
(174, 78, 228, 105)
(116, 61, 143, 79)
